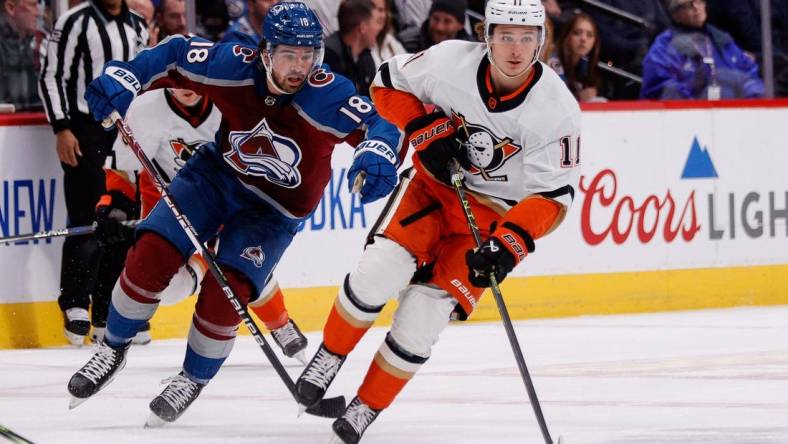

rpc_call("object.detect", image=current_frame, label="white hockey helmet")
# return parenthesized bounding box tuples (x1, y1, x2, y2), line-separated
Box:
(484, 0, 546, 70)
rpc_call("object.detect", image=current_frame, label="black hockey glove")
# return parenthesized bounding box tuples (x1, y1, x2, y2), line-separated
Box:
(94, 191, 138, 247)
(465, 237, 516, 288)
(406, 112, 470, 185)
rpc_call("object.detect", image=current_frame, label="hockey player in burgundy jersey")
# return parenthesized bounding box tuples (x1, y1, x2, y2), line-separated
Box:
(66, 2, 404, 427)
(99, 87, 310, 362)
(295, 1, 581, 442)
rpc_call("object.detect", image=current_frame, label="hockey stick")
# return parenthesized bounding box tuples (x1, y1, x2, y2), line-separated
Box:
(449, 163, 561, 444)
(107, 111, 346, 419)
(0, 425, 34, 444)
(0, 220, 139, 245)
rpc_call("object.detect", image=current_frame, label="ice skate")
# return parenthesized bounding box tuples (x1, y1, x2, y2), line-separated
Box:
(328, 397, 381, 444)
(68, 340, 129, 408)
(146, 372, 205, 427)
(271, 319, 308, 364)
(295, 343, 346, 411)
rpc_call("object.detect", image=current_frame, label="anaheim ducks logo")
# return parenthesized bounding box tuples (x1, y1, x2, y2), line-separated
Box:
(169, 139, 205, 168)
(451, 112, 521, 182)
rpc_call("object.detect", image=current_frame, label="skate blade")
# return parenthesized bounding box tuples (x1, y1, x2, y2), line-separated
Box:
(556, 436, 564, 444)
(144, 412, 167, 428)
(68, 396, 88, 409)
(297, 403, 308, 418)
(293, 351, 308, 366)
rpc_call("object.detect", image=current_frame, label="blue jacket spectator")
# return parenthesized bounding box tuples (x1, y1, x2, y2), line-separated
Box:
(641, 0, 764, 100)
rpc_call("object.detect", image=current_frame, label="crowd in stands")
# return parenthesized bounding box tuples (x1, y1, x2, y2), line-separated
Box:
(1, 0, 787, 113)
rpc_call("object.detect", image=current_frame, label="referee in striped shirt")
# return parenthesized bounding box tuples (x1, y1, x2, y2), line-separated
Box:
(39, 0, 148, 343)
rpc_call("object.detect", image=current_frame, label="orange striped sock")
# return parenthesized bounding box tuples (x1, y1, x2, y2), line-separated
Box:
(323, 304, 372, 356)
(249, 288, 288, 330)
(357, 355, 410, 410)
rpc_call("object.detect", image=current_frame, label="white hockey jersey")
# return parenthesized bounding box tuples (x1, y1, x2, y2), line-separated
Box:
(110, 88, 221, 184)
(376, 40, 581, 212)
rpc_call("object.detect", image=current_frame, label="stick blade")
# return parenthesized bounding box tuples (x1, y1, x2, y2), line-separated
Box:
(304, 395, 346, 418)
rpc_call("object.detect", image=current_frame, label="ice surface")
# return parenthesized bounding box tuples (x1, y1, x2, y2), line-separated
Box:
(1, 306, 787, 443)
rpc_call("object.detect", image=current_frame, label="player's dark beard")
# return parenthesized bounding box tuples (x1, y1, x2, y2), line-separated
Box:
(272, 70, 306, 93)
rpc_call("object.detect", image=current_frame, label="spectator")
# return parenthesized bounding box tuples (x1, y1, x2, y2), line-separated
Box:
(38, 0, 149, 345)
(323, 0, 382, 95)
(221, 0, 274, 45)
(0, 0, 43, 110)
(585, 0, 670, 99)
(155, 0, 186, 42)
(397, 0, 473, 53)
(370, 0, 406, 68)
(641, 0, 765, 100)
(557, 12, 604, 102)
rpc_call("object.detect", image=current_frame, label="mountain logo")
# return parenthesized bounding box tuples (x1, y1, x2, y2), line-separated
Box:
(681, 136, 718, 179)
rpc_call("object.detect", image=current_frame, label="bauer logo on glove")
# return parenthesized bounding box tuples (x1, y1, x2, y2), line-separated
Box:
(347, 140, 399, 204)
(405, 112, 471, 185)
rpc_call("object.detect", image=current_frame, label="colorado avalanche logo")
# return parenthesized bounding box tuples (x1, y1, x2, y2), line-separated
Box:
(224, 118, 302, 188)
(241, 246, 265, 268)
(452, 112, 521, 182)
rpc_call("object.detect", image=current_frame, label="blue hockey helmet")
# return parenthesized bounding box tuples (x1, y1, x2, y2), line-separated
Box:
(261, 2, 324, 94)
(263, 2, 324, 49)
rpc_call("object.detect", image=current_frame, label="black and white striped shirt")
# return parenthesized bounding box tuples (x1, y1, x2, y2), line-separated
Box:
(38, 0, 148, 133)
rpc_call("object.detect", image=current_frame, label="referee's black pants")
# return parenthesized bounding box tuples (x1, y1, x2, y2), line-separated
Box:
(57, 112, 117, 323)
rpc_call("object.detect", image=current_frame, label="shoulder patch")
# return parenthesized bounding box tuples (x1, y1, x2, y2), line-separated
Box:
(308, 67, 335, 88)
(232, 45, 257, 63)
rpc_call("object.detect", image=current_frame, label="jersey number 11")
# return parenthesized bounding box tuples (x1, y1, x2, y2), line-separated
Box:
(560, 136, 580, 168)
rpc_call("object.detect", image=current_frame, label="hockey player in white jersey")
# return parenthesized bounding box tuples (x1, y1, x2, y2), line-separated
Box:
(294, 1, 581, 442)
(98, 88, 309, 361)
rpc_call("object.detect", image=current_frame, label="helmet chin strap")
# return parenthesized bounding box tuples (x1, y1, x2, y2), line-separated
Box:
(262, 51, 293, 95)
(260, 46, 324, 96)
(484, 25, 544, 81)
(486, 46, 539, 80)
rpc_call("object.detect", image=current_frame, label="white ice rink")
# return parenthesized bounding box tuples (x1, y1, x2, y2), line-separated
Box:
(2, 306, 788, 444)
